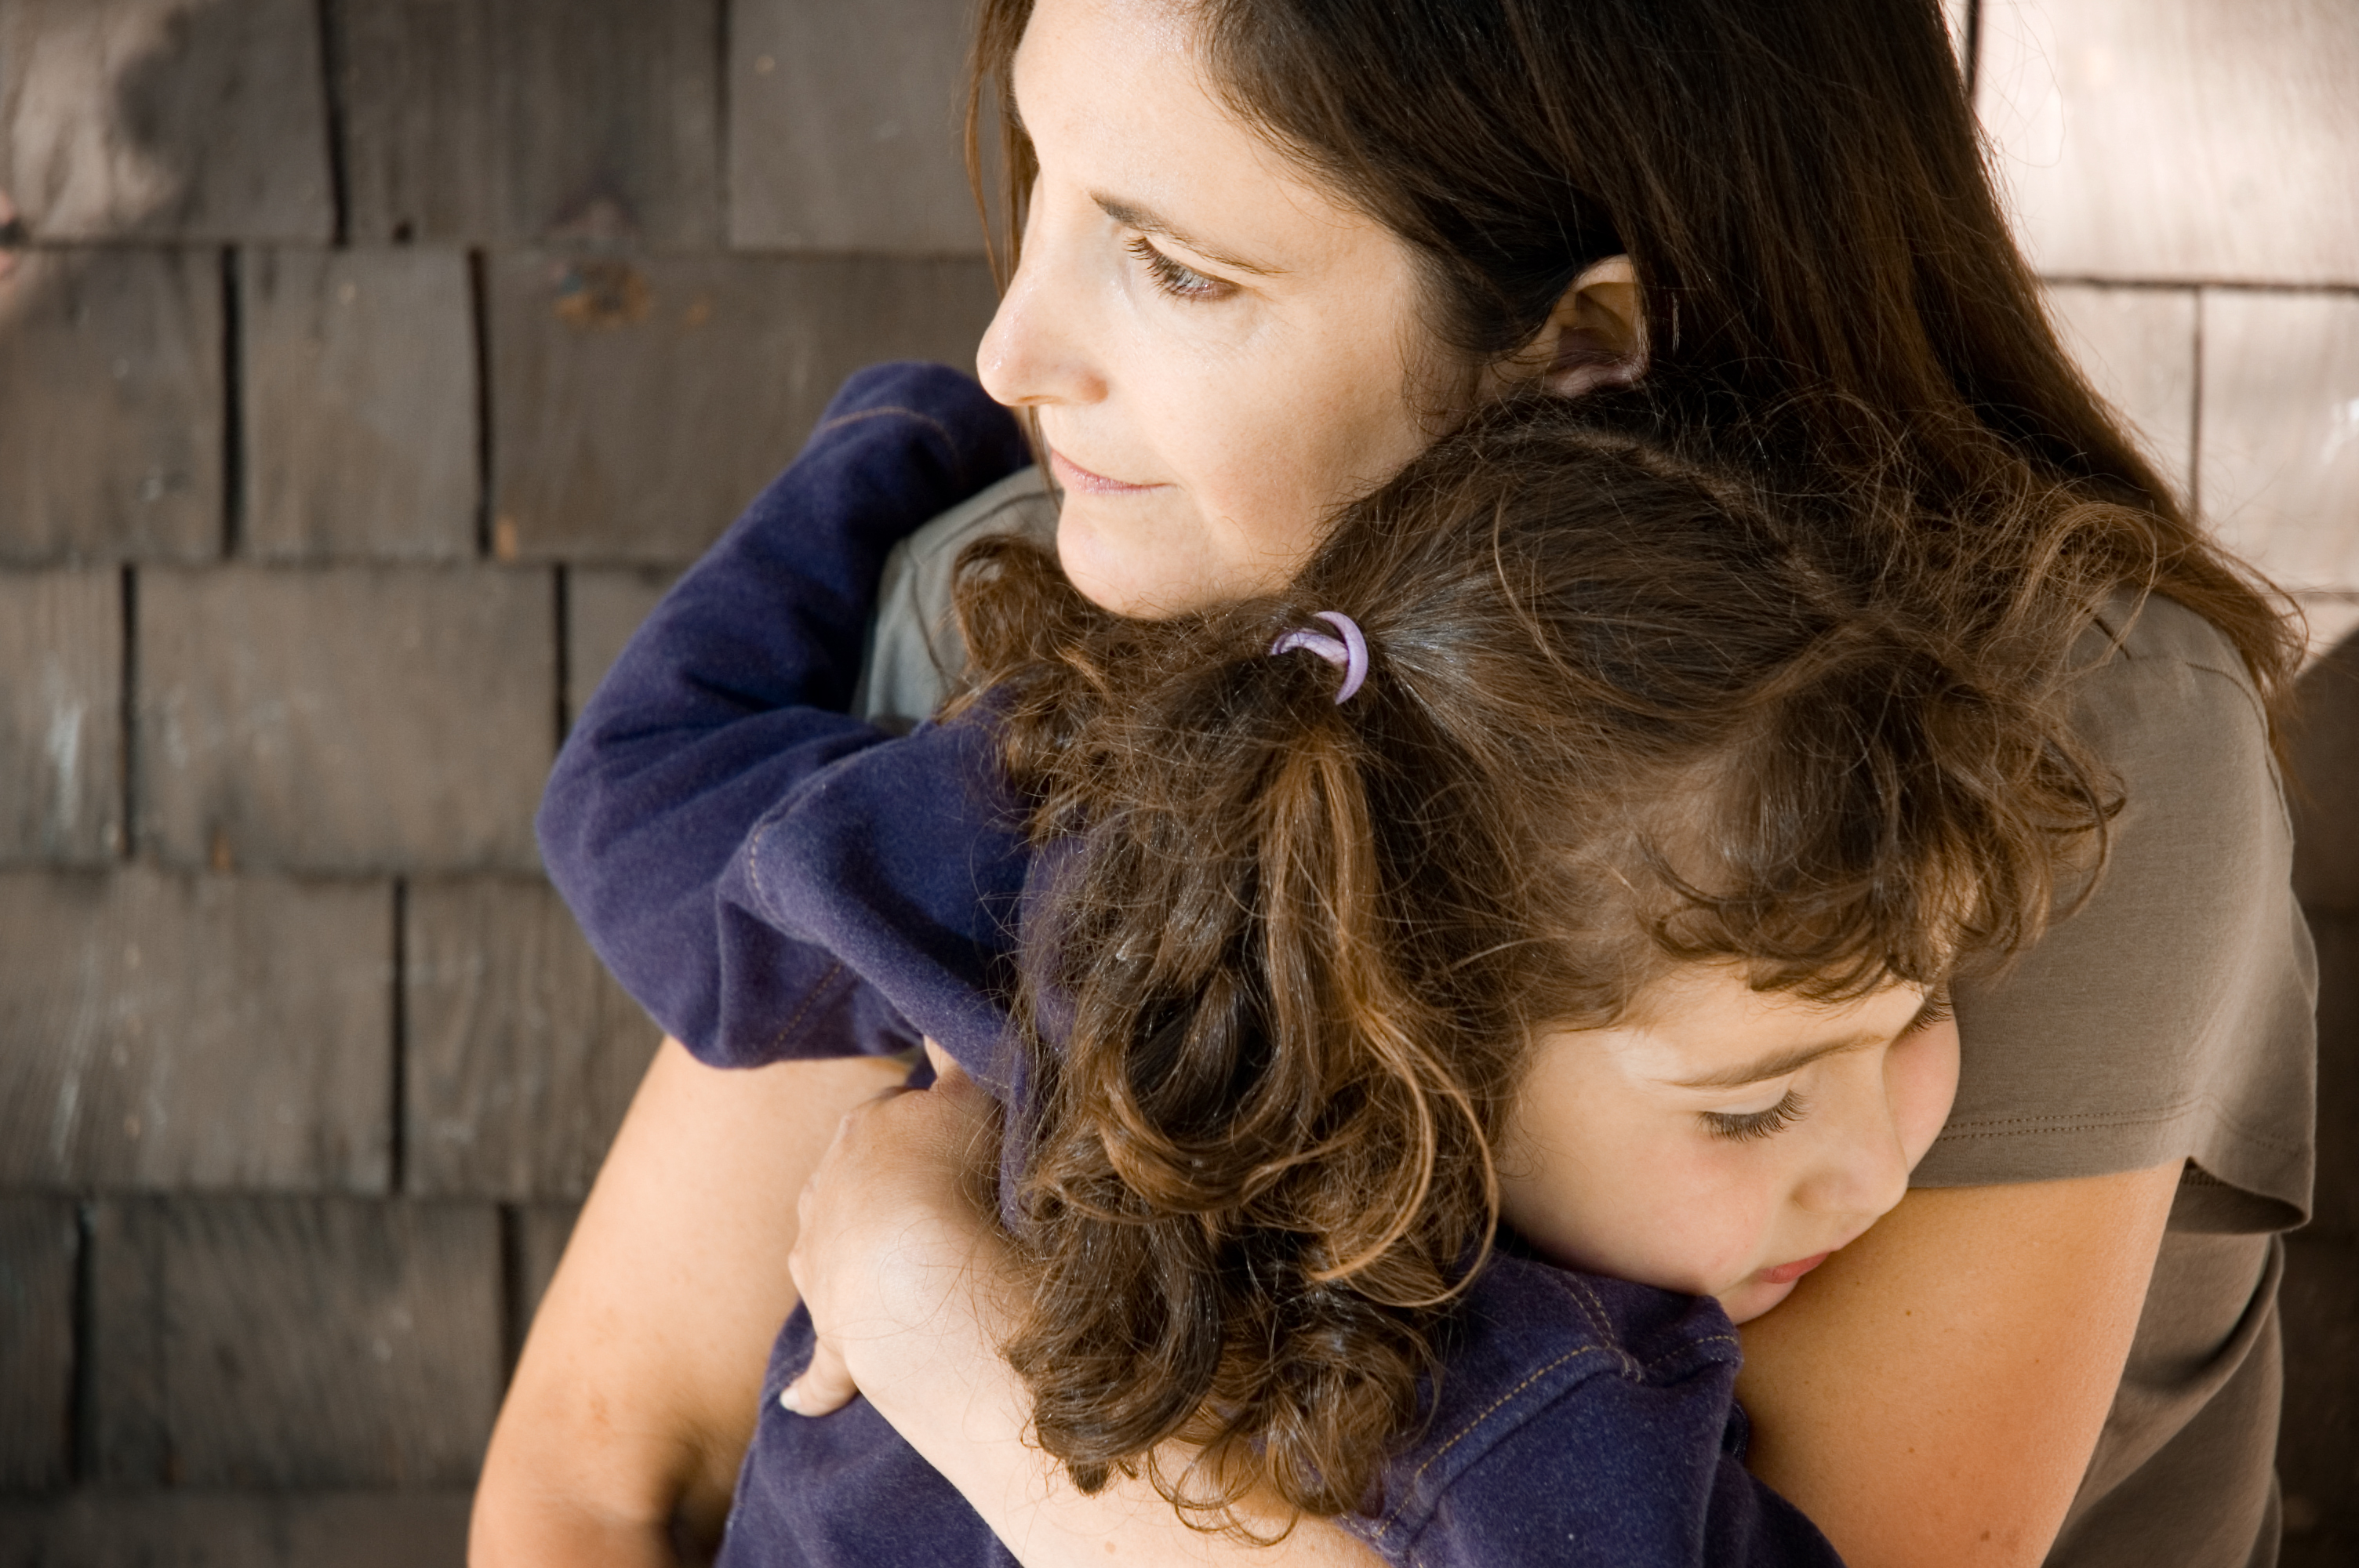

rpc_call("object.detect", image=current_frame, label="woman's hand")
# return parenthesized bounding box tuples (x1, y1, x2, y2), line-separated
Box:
(780, 1039, 1010, 1420)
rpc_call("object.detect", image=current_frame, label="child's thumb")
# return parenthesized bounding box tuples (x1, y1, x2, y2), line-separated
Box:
(922, 1036, 975, 1092)
(779, 1341, 860, 1418)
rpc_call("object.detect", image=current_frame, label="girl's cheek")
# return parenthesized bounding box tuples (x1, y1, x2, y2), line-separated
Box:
(1612, 1150, 1781, 1294)
(1891, 1017, 1963, 1168)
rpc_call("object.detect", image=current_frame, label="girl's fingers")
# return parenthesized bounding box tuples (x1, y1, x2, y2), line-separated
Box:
(919, 1038, 995, 1145)
(921, 1036, 967, 1087)
(780, 1339, 860, 1417)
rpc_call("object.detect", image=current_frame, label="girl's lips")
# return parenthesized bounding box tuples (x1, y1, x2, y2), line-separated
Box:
(1760, 1251, 1832, 1287)
(1049, 448, 1159, 495)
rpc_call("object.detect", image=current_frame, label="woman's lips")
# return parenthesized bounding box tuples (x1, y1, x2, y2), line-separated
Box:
(1759, 1251, 1833, 1287)
(1049, 448, 1159, 495)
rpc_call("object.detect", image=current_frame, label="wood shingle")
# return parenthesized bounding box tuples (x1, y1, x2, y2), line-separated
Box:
(241, 248, 478, 561)
(0, 248, 220, 563)
(403, 876, 654, 1200)
(0, 866, 391, 1192)
(729, 0, 987, 254)
(135, 564, 554, 873)
(488, 252, 998, 562)
(0, 0, 333, 244)
(0, 568, 122, 863)
(89, 1196, 501, 1487)
(336, 0, 722, 249)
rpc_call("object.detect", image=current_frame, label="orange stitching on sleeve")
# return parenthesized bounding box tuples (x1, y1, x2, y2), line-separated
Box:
(762, 957, 847, 1059)
(1367, 1347, 1610, 1539)
(1557, 1274, 1619, 1345)
(812, 405, 961, 456)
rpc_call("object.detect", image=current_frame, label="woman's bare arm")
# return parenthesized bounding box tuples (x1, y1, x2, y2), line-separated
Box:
(470, 1040, 911, 1567)
(1736, 1163, 2182, 1568)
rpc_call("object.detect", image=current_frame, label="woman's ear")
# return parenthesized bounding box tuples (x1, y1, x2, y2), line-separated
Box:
(1505, 255, 1646, 397)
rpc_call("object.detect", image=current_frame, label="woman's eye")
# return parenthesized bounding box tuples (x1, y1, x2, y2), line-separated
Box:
(1703, 1090, 1808, 1142)
(1125, 236, 1227, 301)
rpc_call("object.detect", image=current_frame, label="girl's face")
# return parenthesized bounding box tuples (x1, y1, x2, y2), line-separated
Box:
(1499, 966, 1961, 1324)
(978, 0, 1464, 616)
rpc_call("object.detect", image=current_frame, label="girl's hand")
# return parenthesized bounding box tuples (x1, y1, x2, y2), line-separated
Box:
(780, 1040, 1009, 1419)
(778, 1044, 1384, 1568)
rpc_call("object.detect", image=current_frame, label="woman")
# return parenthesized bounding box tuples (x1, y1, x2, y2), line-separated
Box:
(474, 2, 2311, 1565)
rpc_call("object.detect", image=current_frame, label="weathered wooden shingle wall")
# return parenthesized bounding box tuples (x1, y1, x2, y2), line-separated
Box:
(0, 0, 985, 1558)
(0, 1, 2353, 1563)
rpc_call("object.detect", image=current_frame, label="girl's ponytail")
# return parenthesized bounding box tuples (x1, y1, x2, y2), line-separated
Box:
(951, 539, 1504, 1527)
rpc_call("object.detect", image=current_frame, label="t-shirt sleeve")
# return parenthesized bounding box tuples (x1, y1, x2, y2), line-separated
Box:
(1916, 597, 2317, 1231)
(536, 361, 1030, 1066)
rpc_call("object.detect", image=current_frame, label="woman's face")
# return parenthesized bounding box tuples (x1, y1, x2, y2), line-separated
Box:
(1499, 966, 1961, 1325)
(978, 0, 1465, 616)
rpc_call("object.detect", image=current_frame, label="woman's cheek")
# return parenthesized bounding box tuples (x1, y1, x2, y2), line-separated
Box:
(1172, 358, 1433, 564)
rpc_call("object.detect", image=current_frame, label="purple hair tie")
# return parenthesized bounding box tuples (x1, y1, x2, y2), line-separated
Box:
(1270, 611, 1370, 704)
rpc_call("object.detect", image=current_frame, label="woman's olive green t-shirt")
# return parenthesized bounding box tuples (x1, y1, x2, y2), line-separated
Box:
(855, 467, 2318, 1568)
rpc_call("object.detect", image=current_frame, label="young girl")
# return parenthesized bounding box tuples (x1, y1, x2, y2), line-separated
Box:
(547, 364, 2114, 1564)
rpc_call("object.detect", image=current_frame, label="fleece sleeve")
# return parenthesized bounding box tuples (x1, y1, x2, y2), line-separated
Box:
(536, 361, 1030, 1065)
(1352, 1261, 1843, 1568)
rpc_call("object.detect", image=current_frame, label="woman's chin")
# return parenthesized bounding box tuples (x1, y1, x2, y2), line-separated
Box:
(1054, 509, 1222, 619)
(1054, 512, 1152, 615)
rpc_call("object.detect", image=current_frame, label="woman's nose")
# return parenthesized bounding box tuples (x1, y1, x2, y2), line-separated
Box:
(976, 218, 1107, 410)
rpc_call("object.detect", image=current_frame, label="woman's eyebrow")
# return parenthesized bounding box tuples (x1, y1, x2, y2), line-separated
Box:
(1092, 194, 1280, 276)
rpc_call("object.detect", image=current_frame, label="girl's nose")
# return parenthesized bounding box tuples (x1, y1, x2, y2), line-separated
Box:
(1792, 1091, 1913, 1222)
(976, 211, 1107, 410)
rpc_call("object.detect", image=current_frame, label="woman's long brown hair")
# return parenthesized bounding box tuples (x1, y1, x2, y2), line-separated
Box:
(965, 0, 2299, 720)
(951, 391, 2126, 1533)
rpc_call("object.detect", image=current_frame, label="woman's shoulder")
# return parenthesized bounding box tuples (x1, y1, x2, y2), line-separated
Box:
(2074, 590, 2273, 735)
(1924, 589, 2314, 1228)
(2055, 590, 2285, 834)
(854, 466, 1057, 731)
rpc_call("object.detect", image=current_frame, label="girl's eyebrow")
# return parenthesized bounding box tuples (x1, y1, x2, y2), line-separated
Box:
(1667, 1032, 1877, 1091)
(1091, 193, 1281, 276)
(1665, 993, 1946, 1091)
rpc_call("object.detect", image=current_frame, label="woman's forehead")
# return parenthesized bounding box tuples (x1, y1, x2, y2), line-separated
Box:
(1012, 0, 1390, 275)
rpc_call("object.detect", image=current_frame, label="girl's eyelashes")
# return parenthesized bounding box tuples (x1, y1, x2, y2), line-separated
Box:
(1703, 1090, 1808, 1142)
(1125, 235, 1230, 301)
(1907, 990, 1956, 1032)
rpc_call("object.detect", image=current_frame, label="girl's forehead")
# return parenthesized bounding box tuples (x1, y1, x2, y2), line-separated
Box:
(1566, 966, 1933, 1090)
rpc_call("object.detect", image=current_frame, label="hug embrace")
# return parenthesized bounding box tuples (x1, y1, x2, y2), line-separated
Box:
(476, 2, 2316, 1566)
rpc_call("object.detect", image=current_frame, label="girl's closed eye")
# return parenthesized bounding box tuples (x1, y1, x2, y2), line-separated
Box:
(1699, 990, 1950, 1143)
(1126, 235, 1230, 301)
(1703, 1088, 1807, 1142)
(1909, 991, 1956, 1031)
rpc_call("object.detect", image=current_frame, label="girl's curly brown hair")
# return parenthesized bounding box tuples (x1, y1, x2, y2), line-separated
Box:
(948, 390, 2134, 1535)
